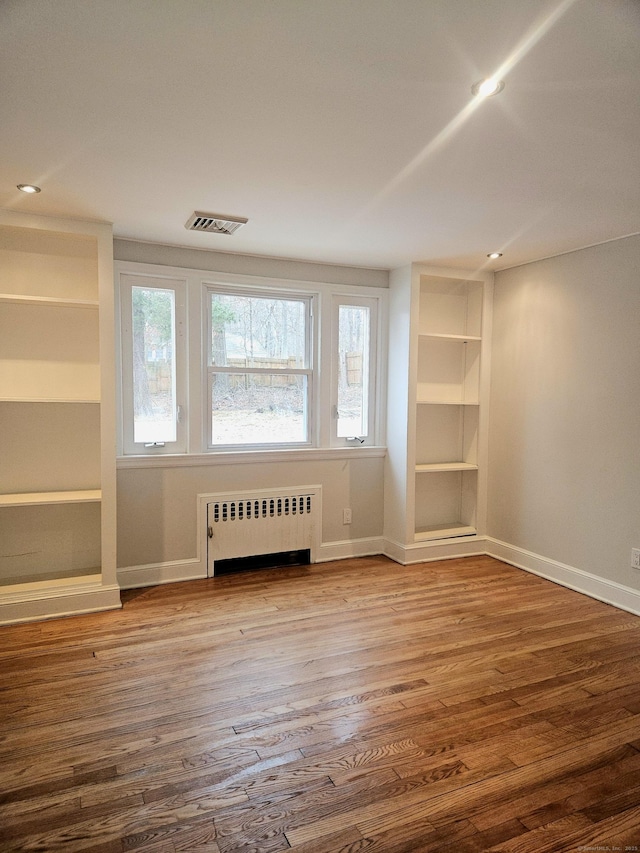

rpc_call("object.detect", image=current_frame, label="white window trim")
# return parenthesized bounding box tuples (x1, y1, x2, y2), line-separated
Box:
(203, 283, 316, 451)
(116, 261, 387, 458)
(118, 272, 188, 456)
(330, 293, 379, 448)
(117, 445, 387, 469)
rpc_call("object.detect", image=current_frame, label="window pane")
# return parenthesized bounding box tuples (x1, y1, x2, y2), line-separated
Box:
(211, 373, 307, 445)
(337, 305, 370, 437)
(132, 286, 176, 443)
(211, 293, 306, 368)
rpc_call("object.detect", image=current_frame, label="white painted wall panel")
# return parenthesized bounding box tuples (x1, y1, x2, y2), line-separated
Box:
(488, 235, 640, 589)
(117, 456, 384, 569)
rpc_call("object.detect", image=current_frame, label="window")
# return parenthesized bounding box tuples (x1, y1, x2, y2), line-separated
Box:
(119, 274, 187, 454)
(331, 296, 378, 446)
(206, 288, 313, 448)
(117, 264, 385, 456)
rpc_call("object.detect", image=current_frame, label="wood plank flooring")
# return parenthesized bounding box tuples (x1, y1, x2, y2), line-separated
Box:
(2, 555, 640, 852)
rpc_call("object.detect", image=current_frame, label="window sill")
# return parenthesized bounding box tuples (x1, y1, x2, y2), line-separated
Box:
(117, 445, 387, 469)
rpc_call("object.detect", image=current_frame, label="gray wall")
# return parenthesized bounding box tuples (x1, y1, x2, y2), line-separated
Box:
(117, 456, 384, 568)
(488, 235, 640, 588)
(114, 239, 389, 288)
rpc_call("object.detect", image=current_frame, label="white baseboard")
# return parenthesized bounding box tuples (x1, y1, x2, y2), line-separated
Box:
(118, 559, 205, 590)
(383, 536, 487, 566)
(118, 538, 386, 587)
(485, 537, 640, 617)
(0, 583, 121, 626)
(316, 537, 385, 563)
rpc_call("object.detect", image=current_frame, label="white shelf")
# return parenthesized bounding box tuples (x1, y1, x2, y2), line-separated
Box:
(415, 462, 478, 473)
(0, 490, 101, 507)
(415, 522, 477, 541)
(0, 293, 98, 309)
(0, 397, 100, 404)
(417, 399, 480, 406)
(419, 332, 481, 342)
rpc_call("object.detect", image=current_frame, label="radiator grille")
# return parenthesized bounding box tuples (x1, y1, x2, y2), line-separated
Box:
(207, 490, 318, 570)
(212, 495, 312, 523)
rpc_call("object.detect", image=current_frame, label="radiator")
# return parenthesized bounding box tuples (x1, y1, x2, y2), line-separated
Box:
(206, 488, 319, 568)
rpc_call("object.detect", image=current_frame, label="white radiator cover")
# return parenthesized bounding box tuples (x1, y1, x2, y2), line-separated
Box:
(205, 486, 321, 573)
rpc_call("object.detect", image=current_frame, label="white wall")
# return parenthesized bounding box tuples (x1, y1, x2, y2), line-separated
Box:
(488, 235, 640, 594)
(383, 265, 413, 547)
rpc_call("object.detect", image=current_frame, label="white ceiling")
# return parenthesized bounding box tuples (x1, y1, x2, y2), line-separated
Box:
(1, 0, 639, 272)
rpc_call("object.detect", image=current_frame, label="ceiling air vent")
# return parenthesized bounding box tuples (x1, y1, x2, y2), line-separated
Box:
(185, 211, 248, 235)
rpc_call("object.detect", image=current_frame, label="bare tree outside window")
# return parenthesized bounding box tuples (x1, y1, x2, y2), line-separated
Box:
(337, 304, 370, 437)
(208, 292, 310, 446)
(132, 286, 176, 443)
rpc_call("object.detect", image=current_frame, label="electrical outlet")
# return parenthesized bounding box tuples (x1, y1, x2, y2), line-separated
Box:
(632, 549, 640, 570)
(343, 508, 352, 525)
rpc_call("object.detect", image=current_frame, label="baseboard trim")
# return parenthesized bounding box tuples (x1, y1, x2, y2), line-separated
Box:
(0, 583, 121, 626)
(118, 538, 387, 587)
(485, 537, 640, 617)
(383, 536, 487, 566)
(316, 537, 385, 563)
(118, 559, 205, 590)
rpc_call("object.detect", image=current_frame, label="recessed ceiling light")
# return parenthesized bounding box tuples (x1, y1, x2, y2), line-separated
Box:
(487, 252, 503, 259)
(17, 184, 41, 193)
(472, 78, 505, 98)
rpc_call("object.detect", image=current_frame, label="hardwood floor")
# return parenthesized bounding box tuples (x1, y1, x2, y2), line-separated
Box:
(2, 555, 640, 852)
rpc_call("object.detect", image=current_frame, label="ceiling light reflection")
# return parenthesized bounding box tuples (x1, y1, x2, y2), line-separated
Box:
(472, 78, 505, 98)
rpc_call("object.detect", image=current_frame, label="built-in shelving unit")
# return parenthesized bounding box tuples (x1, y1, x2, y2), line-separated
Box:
(0, 211, 120, 624)
(384, 264, 492, 564)
(414, 276, 483, 540)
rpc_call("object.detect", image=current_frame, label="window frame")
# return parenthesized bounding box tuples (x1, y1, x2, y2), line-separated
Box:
(118, 273, 188, 456)
(116, 262, 386, 458)
(330, 294, 379, 448)
(203, 283, 316, 451)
